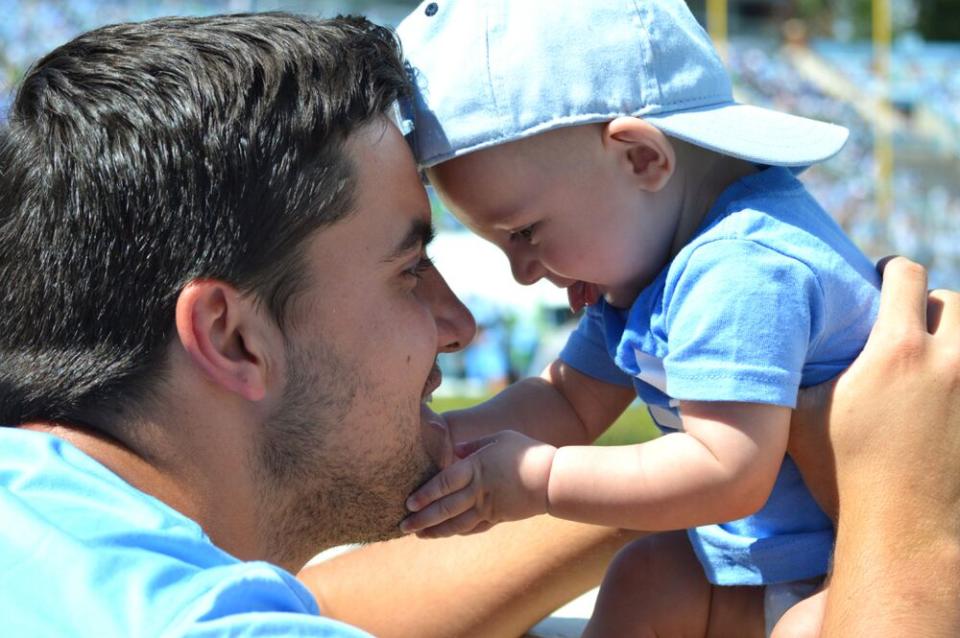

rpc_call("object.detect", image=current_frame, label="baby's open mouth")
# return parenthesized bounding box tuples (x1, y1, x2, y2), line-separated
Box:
(567, 281, 601, 313)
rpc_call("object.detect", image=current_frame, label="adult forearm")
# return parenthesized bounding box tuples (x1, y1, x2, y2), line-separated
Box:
(824, 493, 960, 637)
(298, 516, 642, 638)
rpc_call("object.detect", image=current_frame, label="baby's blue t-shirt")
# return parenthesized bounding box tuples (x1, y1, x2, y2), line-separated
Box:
(0, 427, 370, 637)
(560, 166, 880, 586)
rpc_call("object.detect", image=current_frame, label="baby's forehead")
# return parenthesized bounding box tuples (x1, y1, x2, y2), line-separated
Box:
(436, 124, 602, 179)
(508, 124, 603, 161)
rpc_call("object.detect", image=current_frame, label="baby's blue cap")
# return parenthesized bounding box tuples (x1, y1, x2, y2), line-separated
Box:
(397, 0, 848, 169)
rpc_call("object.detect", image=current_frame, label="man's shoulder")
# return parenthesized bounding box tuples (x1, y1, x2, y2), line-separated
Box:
(0, 428, 365, 637)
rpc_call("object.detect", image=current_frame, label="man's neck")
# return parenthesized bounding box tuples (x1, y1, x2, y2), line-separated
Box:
(20, 409, 267, 566)
(21, 419, 194, 509)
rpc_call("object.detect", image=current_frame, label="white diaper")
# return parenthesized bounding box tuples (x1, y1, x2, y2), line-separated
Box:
(763, 577, 823, 637)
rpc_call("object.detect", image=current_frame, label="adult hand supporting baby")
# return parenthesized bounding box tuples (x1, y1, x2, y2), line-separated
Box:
(401, 430, 557, 537)
(790, 256, 960, 637)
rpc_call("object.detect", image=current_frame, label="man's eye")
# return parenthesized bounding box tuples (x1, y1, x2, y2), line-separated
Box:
(405, 255, 435, 280)
(509, 225, 535, 243)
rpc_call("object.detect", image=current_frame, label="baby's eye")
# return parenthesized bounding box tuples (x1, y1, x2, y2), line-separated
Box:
(509, 225, 535, 243)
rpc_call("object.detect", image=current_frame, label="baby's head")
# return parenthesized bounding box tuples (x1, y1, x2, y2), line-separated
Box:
(427, 117, 693, 310)
(398, 0, 848, 308)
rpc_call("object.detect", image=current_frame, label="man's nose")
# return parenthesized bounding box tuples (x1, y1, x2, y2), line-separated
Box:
(509, 250, 546, 286)
(418, 266, 476, 353)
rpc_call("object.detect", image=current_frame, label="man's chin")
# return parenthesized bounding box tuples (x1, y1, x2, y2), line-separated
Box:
(333, 457, 437, 547)
(337, 522, 406, 546)
(301, 460, 436, 551)
(420, 402, 455, 469)
(421, 401, 441, 422)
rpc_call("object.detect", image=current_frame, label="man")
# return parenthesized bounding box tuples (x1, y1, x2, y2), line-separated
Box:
(0, 13, 474, 635)
(0, 12, 957, 638)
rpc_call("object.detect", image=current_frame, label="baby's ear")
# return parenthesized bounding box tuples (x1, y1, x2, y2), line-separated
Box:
(603, 117, 676, 192)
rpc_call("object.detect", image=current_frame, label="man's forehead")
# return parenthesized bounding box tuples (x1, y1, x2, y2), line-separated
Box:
(316, 118, 433, 260)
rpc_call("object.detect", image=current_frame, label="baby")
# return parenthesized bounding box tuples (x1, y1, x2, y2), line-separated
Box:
(396, 1, 879, 636)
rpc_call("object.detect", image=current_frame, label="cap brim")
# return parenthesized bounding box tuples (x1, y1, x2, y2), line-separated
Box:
(644, 102, 849, 167)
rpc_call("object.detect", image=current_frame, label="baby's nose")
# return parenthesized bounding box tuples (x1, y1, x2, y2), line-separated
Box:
(510, 252, 546, 286)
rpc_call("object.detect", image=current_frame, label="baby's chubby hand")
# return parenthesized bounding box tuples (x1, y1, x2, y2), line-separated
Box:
(400, 430, 557, 538)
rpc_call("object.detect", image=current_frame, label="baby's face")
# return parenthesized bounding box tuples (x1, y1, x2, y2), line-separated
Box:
(428, 125, 679, 310)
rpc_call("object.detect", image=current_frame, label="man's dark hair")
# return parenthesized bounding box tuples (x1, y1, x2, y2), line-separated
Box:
(0, 13, 410, 427)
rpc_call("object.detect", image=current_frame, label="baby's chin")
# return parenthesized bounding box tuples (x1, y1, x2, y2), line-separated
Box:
(602, 279, 650, 310)
(568, 281, 644, 312)
(602, 290, 636, 309)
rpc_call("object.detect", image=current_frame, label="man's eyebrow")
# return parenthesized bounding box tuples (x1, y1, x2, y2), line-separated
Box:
(383, 217, 436, 262)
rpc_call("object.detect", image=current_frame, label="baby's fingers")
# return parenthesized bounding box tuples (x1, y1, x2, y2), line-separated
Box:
(460, 521, 494, 536)
(400, 487, 477, 534)
(413, 509, 486, 539)
(406, 458, 474, 513)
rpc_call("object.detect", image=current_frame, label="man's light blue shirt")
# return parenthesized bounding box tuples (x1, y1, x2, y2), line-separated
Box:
(0, 427, 370, 637)
(561, 166, 880, 585)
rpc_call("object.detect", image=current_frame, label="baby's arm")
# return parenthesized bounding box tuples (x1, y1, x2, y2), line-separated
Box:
(547, 401, 789, 528)
(443, 358, 636, 447)
(403, 401, 789, 536)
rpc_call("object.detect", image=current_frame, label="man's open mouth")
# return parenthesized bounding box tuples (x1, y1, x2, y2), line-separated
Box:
(421, 363, 442, 402)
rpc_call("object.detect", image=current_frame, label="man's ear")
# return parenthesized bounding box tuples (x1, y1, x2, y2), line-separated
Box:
(603, 117, 676, 192)
(174, 280, 272, 402)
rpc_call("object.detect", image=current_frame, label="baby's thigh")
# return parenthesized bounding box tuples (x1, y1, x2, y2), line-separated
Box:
(585, 530, 762, 638)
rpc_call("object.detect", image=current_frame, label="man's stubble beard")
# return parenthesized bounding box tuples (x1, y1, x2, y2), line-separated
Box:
(253, 337, 437, 569)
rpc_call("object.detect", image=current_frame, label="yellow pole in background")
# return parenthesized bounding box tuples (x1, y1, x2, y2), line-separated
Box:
(873, 0, 893, 229)
(707, 0, 728, 63)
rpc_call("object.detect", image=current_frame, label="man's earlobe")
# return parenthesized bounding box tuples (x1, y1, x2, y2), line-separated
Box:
(174, 281, 269, 402)
(604, 116, 676, 192)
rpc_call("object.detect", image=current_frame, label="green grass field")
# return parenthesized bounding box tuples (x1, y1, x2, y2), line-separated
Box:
(429, 396, 661, 446)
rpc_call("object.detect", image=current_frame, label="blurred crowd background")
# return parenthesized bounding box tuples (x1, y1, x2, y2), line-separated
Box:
(2, 0, 958, 396)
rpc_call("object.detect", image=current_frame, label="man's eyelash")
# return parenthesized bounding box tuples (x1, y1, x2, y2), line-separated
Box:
(406, 255, 435, 280)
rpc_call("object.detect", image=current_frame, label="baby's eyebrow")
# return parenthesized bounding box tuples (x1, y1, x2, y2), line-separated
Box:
(499, 215, 530, 234)
(383, 217, 436, 262)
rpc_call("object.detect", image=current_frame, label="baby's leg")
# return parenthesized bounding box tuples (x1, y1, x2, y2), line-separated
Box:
(583, 530, 764, 638)
(770, 583, 827, 638)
